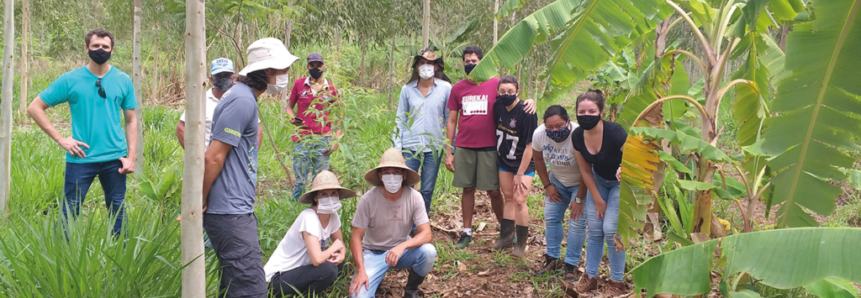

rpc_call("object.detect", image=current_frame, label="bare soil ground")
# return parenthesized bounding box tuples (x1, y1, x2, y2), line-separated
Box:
(371, 190, 645, 298)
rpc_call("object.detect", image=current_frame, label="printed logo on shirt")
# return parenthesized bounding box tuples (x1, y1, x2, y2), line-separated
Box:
(387, 205, 404, 222)
(224, 127, 241, 137)
(542, 144, 573, 167)
(462, 95, 488, 116)
(509, 118, 517, 128)
(247, 146, 258, 183)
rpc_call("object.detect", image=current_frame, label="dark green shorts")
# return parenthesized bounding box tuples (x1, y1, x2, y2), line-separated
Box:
(453, 147, 500, 190)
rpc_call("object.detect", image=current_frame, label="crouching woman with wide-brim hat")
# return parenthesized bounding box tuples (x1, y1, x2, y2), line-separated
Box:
(264, 170, 355, 297)
(348, 148, 437, 298)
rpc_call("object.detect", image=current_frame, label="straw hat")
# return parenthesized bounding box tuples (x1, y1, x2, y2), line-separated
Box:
(298, 170, 357, 205)
(364, 148, 421, 187)
(411, 48, 445, 70)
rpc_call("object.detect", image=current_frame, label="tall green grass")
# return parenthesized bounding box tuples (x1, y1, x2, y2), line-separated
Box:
(2, 78, 415, 296)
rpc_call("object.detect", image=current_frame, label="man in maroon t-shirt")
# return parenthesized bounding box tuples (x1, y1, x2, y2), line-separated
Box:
(285, 52, 343, 200)
(445, 46, 535, 249)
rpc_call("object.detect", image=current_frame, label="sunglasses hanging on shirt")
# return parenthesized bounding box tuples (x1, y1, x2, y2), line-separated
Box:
(95, 78, 106, 99)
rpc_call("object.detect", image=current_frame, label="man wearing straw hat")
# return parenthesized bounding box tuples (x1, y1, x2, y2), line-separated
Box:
(349, 148, 436, 298)
(202, 37, 298, 298)
(264, 171, 353, 297)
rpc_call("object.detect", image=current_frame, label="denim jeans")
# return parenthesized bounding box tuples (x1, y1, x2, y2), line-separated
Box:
(584, 169, 625, 281)
(63, 160, 126, 235)
(544, 172, 588, 266)
(292, 136, 331, 200)
(402, 150, 442, 214)
(349, 243, 437, 298)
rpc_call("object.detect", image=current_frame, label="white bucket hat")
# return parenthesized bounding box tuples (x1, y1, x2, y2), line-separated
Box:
(238, 38, 299, 76)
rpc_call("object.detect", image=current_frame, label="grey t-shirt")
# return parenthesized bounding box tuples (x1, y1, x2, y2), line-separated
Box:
(352, 187, 429, 251)
(205, 83, 259, 215)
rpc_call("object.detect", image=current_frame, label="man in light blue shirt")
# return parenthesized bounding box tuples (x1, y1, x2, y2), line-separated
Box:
(394, 48, 451, 215)
(27, 29, 138, 236)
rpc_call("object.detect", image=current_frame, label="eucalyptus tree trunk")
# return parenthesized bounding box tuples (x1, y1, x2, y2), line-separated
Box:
(132, 0, 143, 175)
(422, 0, 430, 48)
(493, 0, 499, 44)
(18, 0, 28, 116)
(388, 36, 395, 104)
(152, 34, 159, 102)
(182, 0, 206, 295)
(360, 37, 367, 85)
(284, 1, 293, 48)
(0, 0, 14, 219)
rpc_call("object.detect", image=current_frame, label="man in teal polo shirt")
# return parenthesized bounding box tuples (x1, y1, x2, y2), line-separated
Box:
(27, 29, 138, 236)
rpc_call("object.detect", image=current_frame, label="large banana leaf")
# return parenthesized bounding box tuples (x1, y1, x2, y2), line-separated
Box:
(761, 0, 861, 227)
(469, 0, 668, 88)
(630, 127, 733, 162)
(631, 228, 861, 297)
(618, 134, 661, 247)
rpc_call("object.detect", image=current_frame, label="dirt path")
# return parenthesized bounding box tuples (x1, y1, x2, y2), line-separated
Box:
(371, 190, 642, 298)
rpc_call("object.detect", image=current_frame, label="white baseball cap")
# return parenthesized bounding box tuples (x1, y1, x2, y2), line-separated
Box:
(238, 38, 299, 76)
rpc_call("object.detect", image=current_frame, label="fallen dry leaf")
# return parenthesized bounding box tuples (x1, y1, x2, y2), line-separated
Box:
(457, 261, 467, 272)
(477, 222, 487, 232)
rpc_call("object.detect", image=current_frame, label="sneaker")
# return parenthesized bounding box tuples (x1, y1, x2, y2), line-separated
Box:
(535, 254, 563, 275)
(604, 279, 630, 297)
(455, 233, 472, 249)
(575, 272, 598, 294)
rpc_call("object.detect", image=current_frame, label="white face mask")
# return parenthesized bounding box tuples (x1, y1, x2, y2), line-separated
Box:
(418, 64, 435, 80)
(382, 174, 404, 193)
(317, 195, 342, 214)
(266, 73, 290, 94)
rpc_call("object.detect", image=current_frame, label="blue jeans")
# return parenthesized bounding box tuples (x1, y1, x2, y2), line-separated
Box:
(584, 169, 625, 281)
(63, 160, 126, 235)
(292, 136, 331, 200)
(402, 151, 441, 214)
(544, 172, 587, 266)
(350, 243, 437, 298)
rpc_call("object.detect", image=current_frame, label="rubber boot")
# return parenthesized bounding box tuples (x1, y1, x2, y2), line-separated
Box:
(403, 268, 426, 298)
(491, 219, 515, 249)
(511, 225, 529, 257)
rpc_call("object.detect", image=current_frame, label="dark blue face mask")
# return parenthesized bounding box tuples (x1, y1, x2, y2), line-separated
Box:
(545, 122, 571, 143)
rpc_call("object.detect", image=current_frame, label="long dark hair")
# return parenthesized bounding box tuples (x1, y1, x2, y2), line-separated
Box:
(575, 88, 606, 112)
(236, 69, 269, 91)
(543, 105, 570, 122)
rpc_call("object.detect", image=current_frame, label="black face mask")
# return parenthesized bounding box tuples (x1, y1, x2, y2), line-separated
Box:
(577, 115, 602, 130)
(497, 94, 517, 107)
(212, 77, 234, 93)
(464, 63, 477, 75)
(89, 49, 111, 65)
(309, 68, 324, 80)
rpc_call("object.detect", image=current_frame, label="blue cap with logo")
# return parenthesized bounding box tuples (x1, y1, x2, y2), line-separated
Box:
(210, 58, 234, 75)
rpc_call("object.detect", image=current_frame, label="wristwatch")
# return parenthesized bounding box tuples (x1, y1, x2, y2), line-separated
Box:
(574, 196, 583, 204)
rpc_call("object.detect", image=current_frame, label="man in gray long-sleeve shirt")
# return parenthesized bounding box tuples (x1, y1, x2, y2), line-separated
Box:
(393, 48, 452, 215)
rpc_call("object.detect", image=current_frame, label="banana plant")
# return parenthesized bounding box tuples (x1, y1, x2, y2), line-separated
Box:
(630, 227, 861, 297)
(760, 0, 861, 228)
